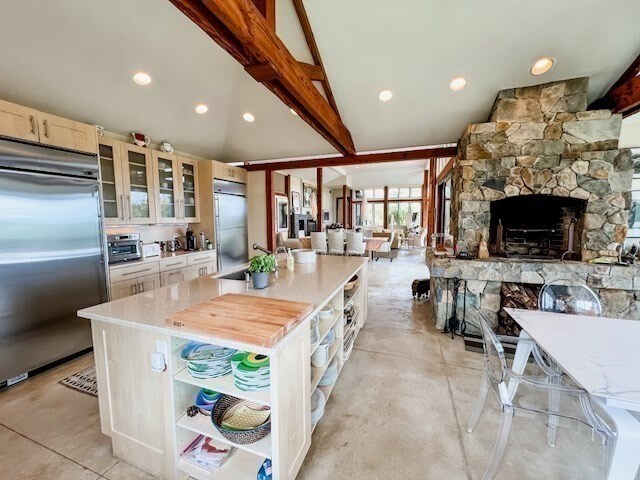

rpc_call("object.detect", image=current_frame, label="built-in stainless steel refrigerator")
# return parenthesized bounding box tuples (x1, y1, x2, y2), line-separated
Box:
(0, 138, 107, 387)
(214, 179, 248, 271)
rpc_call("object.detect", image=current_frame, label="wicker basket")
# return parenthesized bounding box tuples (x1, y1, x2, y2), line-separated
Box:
(211, 395, 271, 444)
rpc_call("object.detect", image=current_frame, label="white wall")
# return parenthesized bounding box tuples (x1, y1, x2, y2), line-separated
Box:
(620, 114, 640, 148)
(349, 170, 424, 188)
(247, 171, 267, 251)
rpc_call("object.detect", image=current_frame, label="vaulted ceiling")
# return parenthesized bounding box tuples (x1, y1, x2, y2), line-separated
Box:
(0, 0, 639, 162)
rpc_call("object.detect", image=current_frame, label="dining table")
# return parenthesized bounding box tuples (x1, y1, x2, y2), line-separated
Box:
(505, 308, 640, 480)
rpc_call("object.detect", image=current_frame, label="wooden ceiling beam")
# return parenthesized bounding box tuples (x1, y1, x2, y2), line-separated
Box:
(590, 53, 640, 117)
(250, 0, 275, 30)
(291, 0, 341, 116)
(298, 62, 325, 82)
(170, 0, 355, 155)
(243, 146, 458, 171)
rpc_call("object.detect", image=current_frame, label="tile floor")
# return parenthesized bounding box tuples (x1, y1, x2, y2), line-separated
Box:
(0, 249, 605, 480)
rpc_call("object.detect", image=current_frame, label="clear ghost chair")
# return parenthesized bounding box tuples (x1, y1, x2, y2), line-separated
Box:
(536, 277, 603, 446)
(466, 308, 614, 480)
(538, 277, 603, 317)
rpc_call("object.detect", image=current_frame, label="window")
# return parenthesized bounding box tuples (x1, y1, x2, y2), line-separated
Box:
(398, 187, 410, 198)
(374, 188, 384, 199)
(388, 188, 399, 199)
(364, 202, 385, 226)
(410, 187, 422, 198)
(387, 201, 421, 226)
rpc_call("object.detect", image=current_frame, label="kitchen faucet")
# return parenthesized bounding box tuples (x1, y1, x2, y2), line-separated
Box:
(252, 243, 283, 273)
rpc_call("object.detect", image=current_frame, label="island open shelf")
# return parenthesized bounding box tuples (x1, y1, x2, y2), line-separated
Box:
(78, 255, 368, 480)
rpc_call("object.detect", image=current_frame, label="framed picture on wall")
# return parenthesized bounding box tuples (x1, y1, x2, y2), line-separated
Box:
(303, 183, 317, 208)
(323, 210, 330, 223)
(291, 191, 301, 214)
(276, 196, 289, 231)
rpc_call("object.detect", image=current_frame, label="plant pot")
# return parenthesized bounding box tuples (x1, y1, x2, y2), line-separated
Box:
(252, 272, 269, 289)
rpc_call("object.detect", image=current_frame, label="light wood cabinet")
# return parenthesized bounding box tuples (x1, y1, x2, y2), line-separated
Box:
(0, 98, 39, 143)
(152, 151, 180, 224)
(38, 111, 97, 154)
(98, 137, 126, 225)
(160, 269, 185, 287)
(0, 98, 96, 153)
(120, 143, 156, 225)
(178, 157, 200, 222)
(213, 160, 247, 184)
(182, 261, 216, 282)
(110, 273, 161, 300)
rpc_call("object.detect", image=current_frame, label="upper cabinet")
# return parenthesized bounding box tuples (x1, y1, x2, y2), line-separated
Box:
(152, 150, 180, 223)
(121, 143, 156, 225)
(99, 137, 201, 226)
(151, 153, 200, 224)
(0, 98, 96, 154)
(0, 99, 40, 143)
(179, 157, 200, 222)
(213, 161, 247, 184)
(98, 137, 125, 225)
(37, 112, 97, 154)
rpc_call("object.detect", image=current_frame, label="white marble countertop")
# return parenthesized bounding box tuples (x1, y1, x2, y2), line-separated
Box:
(80, 255, 367, 354)
(505, 308, 640, 411)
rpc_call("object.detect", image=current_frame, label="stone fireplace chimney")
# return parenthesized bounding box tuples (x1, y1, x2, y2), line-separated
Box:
(451, 77, 634, 261)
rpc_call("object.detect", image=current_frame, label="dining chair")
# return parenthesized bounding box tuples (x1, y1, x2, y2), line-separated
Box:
(538, 278, 602, 316)
(310, 232, 328, 254)
(327, 231, 344, 255)
(466, 308, 614, 480)
(535, 277, 604, 446)
(345, 232, 365, 256)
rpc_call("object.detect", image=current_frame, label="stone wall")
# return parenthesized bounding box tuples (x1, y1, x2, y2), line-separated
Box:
(452, 77, 634, 260)
(427, 252, 640, 330)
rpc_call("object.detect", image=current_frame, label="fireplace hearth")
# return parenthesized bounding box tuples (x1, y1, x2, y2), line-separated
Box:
(427, 77, 640, 329)
(490, 195, 586, 260)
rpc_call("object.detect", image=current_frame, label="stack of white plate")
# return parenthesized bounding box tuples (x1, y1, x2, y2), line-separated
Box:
(310, 388, 325, 428)
(310, 316, 320, 349)
(318, 305, 334, 319)
(311, 328, 335, 367)
(318, 357, 339, 387)
(311, 342, 329, 367)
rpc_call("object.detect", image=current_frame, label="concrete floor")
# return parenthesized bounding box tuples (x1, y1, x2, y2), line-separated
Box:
(0, 249, 604, 479)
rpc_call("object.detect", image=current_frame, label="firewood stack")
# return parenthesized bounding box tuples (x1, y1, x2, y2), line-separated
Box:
(497, 283, 541, 336)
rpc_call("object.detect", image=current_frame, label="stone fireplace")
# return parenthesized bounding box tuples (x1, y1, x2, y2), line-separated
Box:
(427, 77, 640, 330)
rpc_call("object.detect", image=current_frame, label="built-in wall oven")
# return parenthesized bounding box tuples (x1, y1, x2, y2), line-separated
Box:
(107, 233, 142, 264)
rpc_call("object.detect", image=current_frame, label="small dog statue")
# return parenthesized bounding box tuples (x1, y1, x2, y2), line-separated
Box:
(412, 279, 430, 299)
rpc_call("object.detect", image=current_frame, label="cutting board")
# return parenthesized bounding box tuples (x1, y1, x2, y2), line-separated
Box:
(165, 294, 314, 348)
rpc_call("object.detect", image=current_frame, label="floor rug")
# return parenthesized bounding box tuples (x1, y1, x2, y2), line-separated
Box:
(59, 365, 98, 397)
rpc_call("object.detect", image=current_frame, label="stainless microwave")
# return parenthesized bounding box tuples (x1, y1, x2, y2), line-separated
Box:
(107, 233, 142, 264)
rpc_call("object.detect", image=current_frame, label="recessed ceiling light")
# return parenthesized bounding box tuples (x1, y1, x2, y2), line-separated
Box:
(133, 72, 151, 86)
(530, 57, 555, 76)
(243, 112, 255, 123)
(195, 104, 208, 114)
(378, 90, 393, 102)
(290, 109, 298, 116)
(449, 77, 467, 91)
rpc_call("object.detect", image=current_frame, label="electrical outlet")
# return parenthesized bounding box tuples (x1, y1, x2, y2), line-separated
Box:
(156, 340, 169, 358)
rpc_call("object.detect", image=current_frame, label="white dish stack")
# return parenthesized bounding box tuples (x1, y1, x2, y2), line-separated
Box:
(310, 388, 326, 429)
(310, 316, 320, 350)
(318, 357, 339, 387)
(311, 327, 335, 367)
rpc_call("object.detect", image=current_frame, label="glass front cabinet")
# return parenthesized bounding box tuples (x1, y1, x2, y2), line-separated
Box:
(98, 137, 199, 225)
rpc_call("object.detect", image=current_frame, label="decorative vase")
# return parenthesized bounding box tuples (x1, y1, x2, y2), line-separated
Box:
(252, 272, 269, 289)
(478, 236, 490, 260)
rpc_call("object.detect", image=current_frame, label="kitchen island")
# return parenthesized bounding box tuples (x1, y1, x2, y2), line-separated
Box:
(78, 255, 368, 480)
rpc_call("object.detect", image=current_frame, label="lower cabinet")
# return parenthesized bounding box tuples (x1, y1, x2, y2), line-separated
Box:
(110, 252, 218, 297)
(110, 273, 161, 300)
(182, 261, 216, 282)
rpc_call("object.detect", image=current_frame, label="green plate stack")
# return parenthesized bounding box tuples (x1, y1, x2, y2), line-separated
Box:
(230, 352, 271, 391)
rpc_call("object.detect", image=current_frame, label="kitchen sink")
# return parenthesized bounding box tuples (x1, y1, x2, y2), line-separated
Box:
(216, 269, 248, 281)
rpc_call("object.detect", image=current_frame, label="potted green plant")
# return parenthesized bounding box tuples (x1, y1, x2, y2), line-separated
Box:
(248, 254, 276, 289)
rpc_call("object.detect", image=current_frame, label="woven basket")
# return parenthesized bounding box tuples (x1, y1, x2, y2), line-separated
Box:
(211, 395, 271, 445)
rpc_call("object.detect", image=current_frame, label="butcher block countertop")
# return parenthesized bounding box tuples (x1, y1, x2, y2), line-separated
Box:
(166, 294, 314, 347)
(79, 255, 368, 354)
